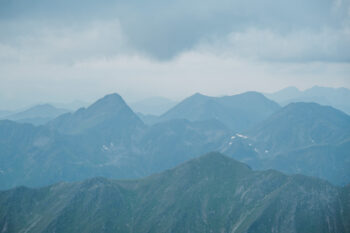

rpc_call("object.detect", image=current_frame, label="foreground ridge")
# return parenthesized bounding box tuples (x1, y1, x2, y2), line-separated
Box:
(0, 152, 348, 233)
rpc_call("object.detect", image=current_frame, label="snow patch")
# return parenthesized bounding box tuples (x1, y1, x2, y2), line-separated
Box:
(236, 133, 248, 139)
(101, 142, 116, 152)
(102, 145, 109, 151)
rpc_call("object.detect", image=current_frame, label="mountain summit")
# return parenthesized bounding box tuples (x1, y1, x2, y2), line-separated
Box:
(160, 91, 280, 131)
(248, 102, 350, 153)
(223, 102, 350, 185)
(48, 93, 145, 136)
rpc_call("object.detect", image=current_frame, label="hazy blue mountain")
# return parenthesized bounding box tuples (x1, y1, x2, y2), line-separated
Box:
(0, 119, 149, 189)
(222, 102, 350, 185)
(138, 119, 231, 172)
(260, 139, 350, 185)
(0, 153, 348, 233)
(0, 110, 12, 118)
(137, 112, 160, 125)
(129, 96, 177, 115)
(160, 92, 280, 131)
(48, 93, 146, 140)
(1, 93, 349, 189)
(247, 102, 350, 154)
(265, 86, 301, 103)
(0, 94, 231, 189)
(265, 86, 350, 114)
(0, 118, 230, 189)
(52, 100, 90, 111)
(1, 104, 69, 125)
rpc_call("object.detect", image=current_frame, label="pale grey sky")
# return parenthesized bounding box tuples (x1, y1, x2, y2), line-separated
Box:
(0, 0, 349, 109)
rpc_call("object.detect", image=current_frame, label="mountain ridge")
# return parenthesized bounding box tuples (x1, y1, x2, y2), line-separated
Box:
(160, 91, 281, 131)
(0, 152, 348, 233)
(222, 102, 350, 185)
(47, 93, 146, 137)
(265, 86, 350, 114)
(0, 104, 69, 125)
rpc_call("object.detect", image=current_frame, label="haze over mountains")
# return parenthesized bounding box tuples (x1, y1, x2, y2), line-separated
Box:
(0, 88, 349, 190)
(222, 102, 350, 185)
(0, 104, 69, 125)
(158, 92, 280, 131)
(0, 87, 349, 232)
(266, 86, 350, 115)
(129, 97, 177, 116)
(1, 0, 349, 230)
(0, 93, 231, 189)
(1, 153, 349, 233)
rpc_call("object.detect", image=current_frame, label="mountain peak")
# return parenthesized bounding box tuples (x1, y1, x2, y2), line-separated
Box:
(48, 93, 144, 135)
(192, 92, 205, 97)
(248, 101, 350, 154)
(188, 92, 209, 100)
(239, 91, 262, 96)
(80, 177, 112, 189)
(161, 91, 280, 131)
(193, 152, 251, 168)
(234, 91, 276, 101)
(101, 93, 123, 101)
(175, 152, 252, 177)
(89, 93, 125, 109)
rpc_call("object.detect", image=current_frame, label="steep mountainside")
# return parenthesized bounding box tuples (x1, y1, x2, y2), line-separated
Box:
(248, 102, 350, 154)
(138, 119, 230, 172)
(160, 92, 280, 131)
(48, 93, 146, 142)
(0, 153, 348, 233)
(222, 102, 350, 185)
(1, 93, 349, 188)
(0, 94, 231, 189)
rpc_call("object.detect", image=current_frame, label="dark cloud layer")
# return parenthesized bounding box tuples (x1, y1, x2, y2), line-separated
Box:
(0, 0, 349, 109)
(1, 0, 349, 60)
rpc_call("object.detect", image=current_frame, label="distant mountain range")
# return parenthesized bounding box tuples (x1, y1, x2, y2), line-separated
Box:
(0, 104, 69, 125)
(0, 153, 349, 233)
(51, 100, 90, 111)
(265, 86, 350, 114)
(159, 92, 281, 131)
(0, 111, 12, 118)
(0, 91, 349, 189)
(129, 96, 177, 115)
(0, 94, 231, 189)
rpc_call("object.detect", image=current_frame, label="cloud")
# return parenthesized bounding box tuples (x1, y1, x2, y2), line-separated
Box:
(0, 19, 129, 64)
(1, 0, 349, 60)
(0, 0, 349, 109)
(0, 50, 349, 109)
(197, 27, 350, 62)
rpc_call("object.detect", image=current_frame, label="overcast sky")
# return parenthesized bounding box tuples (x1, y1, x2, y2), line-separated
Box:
(0, 0, 349, 109)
